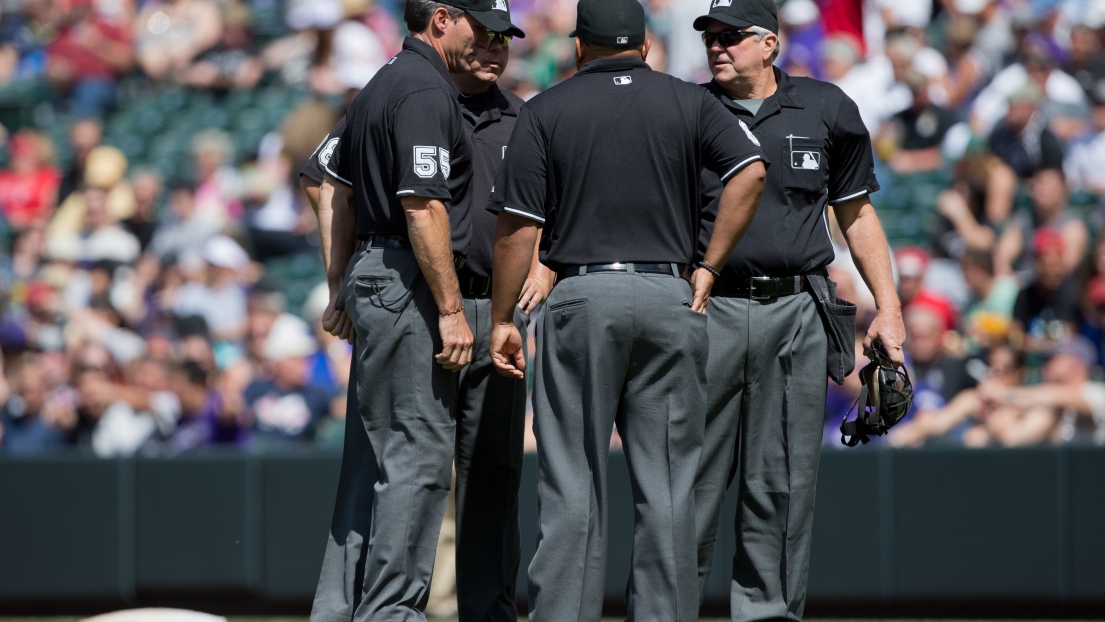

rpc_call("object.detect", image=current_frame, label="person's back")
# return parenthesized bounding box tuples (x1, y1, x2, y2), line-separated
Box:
(516, 63, 757, 266)
(487, 2, 766, 619)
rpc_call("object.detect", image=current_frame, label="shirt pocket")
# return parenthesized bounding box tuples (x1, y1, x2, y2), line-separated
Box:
(782, 135, 828, 195)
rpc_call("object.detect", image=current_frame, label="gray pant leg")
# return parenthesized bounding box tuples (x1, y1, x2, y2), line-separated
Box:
(528, 274, 632, 622)
(528, 273, 706, 622)
(617, 274, 708, 622)
(454, 298, 527, 622)
(705, 293, 828, 622)
(344, 248, 458, 622)
(311, 356, 375, 622)
(694, 297, 747, 602)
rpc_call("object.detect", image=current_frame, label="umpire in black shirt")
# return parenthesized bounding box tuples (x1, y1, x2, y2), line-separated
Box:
(690, 2, 906, 621)
(488, 0, 766, 619)
(318, 0, 519, 619)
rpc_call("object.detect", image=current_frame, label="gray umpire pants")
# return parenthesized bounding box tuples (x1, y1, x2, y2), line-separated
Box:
(313, 245, 527, 622)
(694, 291, 828, 622)
(310, 355, 375, 622)
(454, 296, 527, 622)
(528, 270, 707, 622)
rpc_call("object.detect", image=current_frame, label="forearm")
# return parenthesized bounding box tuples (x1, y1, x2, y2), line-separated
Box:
(324, 177, 356, 289)
(493, 213, 540, 325)
(403, 198, 463, 315)
(301, 177, 333, 273)
(1000, 385, 1089, 413)
(526, 229, 555, 284)
(702, 162, 765, 269)
(837, 199, 900, 311)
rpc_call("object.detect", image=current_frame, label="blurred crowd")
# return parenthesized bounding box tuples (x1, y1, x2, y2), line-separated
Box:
(1, 0, 1105, 455)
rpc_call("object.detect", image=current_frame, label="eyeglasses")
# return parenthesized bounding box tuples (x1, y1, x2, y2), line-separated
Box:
(701, 29, 755, 48)
(487, 31, 513, 47)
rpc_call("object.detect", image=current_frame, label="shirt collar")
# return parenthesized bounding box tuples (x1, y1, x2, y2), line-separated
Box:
(706, 66, 804, 110)
(402, 36, 460, 95)
(576, 57, 651, 76)
(459, 84, 519, 124)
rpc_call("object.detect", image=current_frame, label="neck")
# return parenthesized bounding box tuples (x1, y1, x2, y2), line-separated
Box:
(412, 31, 451, 69)
(454, 76, 493, 95)
(579, 48, 642, 67)
(719, 65, 777, 101)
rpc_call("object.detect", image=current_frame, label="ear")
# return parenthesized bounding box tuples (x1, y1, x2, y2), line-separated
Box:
(575, 38, 584, 64)
(763, 33, 778, 61)
(431, 6, 452, 36)
(641, 38, 652, 61)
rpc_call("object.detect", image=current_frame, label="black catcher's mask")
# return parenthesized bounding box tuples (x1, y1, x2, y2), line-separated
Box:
(840, 341, 913, 447)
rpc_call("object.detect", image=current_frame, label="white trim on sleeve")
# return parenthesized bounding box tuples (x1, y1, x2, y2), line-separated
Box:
(831, 189, 869, 204)
(719, 155, 764, 183)
(323, 164, 352, 187)
(502, 206, 545, 224)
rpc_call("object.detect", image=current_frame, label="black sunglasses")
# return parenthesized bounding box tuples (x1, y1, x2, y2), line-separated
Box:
(486, 31, 513, 47)
(701, 29, 755, 48)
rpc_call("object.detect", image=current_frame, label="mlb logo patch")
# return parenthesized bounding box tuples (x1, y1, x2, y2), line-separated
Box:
(614, 76, 633, 85)
(493, 0, 507, 10)
(713, 0, 733, 7)
(617, 36, 629, 44)
(791, 150, 821, 170)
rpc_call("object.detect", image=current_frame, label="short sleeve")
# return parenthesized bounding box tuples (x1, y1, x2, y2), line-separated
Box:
(827, 93, 880, 204)
(699, 93, 766, 182)
(302, 117, 346, 185)
(391, 89, 461, 200)
(324, 125, 354, 187)
(487, 106, 548, 224)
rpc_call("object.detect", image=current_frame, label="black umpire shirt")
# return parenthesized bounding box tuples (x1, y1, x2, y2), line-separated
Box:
(698, 67, 880, 278)
(459, 85, 523, 278)
(300, 116, 347, 185)
(489, 57, 764, 270)
(325, 37, 473, 254)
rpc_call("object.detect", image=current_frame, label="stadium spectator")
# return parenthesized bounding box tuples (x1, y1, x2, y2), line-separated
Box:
(985, 84, 1065, 181)
(973, 336, 1105, 445)
(151, 359, 246, 453)
(46, 0, 134, 117)
(1064, 80, 1105, 200)
(0, 131, 61, 229)
(1011, 228, 1081, 356)
(47, 145, 137, 252)
(191, 130, 241, 225)
(71, 343, 159, 457)
(905, 304, 977, 406)
(1065, 24, 1105, 98)
(147, 180, 221, 261)
(124, 168, 163, 251)
(935, 17, 991, 113)
(0, 0, 57, 86)
(169, 234, 250, 345)
(133, 0, 223, 82)
(960, 249, 1018, 350)
(890, 343, 1025, 447)
(879, 70, 957, 174)
(896, 246, 959, 333)
(995, 168, 1088, 276)
(181, 2, 262, 92)
(242, 313, 332, 448)
(0, 353, 69, 453)
(56, 118, 103, 204)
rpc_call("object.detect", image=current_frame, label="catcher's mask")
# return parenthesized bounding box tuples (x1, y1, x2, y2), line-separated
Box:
(840, 341, 913, 447)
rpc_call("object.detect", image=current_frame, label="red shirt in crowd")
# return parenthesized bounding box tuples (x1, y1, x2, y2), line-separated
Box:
(0, 167, 61, 228)
(48, 17, 132, 80)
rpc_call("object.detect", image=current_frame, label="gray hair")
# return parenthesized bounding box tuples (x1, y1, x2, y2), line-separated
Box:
(748, 25, 781, 62)
(404, 0, 465, 34)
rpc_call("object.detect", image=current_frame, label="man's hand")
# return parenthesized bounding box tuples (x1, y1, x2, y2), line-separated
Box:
(435, 311, 474, 371)
(690, 267, 716, 313)
(489, 322, 525, 379)
(518, 276, 552, 314)
(322, 287, 354, 344)
(864, 306, 906, 366)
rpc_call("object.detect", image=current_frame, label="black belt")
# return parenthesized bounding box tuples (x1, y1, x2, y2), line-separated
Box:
(712, 275, 805, 300)
(357, 234, 410, 249)
(356, 235, 466, 270)
(458, 267, 493, 298)
(557, 262, 688, 281)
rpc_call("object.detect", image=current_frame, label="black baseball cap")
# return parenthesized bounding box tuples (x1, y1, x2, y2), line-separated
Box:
(444, 0, 525, 38)
(693, 0, 779, 34)
(569, 0, 646, 49)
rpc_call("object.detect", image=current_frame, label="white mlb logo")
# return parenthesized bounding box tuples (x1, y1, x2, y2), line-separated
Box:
(617, 36, 629, 44)
(613, 76, 633, 85)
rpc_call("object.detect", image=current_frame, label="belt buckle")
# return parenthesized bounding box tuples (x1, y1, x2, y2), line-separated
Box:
(749, 276, 777, 300)
(470, 276, 491, 297)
